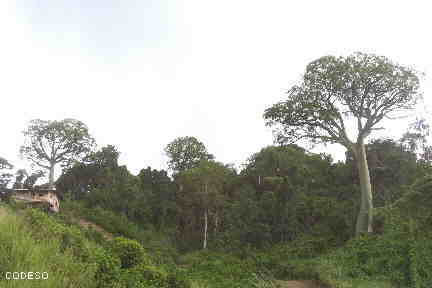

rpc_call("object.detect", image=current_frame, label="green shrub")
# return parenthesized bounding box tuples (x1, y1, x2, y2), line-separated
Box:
(328, 210, 432, 288)
(249, 234, 334, 279)
(83, 225, 107, 245)
(178, 251, 260, 288)
(93, 247, 121, 287)
(137, 265, 168, 285)
(166, 271, 192, 288)
(25, 208, 66, 238)
(24, 209, 97, 263)
(274, 259, 320, 280)
(118, 264, 168, 288)
(342, 233, 408, 282)
(60, 226, 93, 261)
(406, 231, 432, 288)
(110, 237, 148, 269)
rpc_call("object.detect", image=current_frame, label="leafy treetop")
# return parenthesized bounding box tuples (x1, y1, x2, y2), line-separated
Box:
(264, 52, 421, 149)
(20, 118, 95, 185)
(165, 136, 214, 174)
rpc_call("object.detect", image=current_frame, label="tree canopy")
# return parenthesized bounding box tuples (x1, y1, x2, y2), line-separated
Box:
(264, 52, 421, 149)
(20, 119, 95, 186)
(56, 145, 120, 199)
(164, 136, 214, 174)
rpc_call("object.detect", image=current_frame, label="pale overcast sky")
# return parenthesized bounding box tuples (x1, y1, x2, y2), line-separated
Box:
(1, 0, 432, 178)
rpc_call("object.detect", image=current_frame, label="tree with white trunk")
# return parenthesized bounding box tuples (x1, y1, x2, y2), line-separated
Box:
(264, 52, 422, 235)
(176, 160, 233, 249)
(20, 119, 95, 188)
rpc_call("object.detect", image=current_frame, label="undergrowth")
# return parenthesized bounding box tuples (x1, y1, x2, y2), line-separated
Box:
(0, 205, 95, 288)
(61, 200, 178, 266)
(0, 204, 193, 288)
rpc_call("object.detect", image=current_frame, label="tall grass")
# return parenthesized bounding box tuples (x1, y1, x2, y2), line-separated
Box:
(0, 206, 96, 288)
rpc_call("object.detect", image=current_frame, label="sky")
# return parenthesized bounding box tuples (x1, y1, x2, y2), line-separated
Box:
(1, 0, 432, 180)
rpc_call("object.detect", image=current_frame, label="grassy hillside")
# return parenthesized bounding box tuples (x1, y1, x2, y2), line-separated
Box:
(0, 203, 191, 288)
(0, 205, 95, 287)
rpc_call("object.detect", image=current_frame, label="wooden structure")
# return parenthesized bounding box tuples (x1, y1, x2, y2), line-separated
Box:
(8, 188, 60, 212)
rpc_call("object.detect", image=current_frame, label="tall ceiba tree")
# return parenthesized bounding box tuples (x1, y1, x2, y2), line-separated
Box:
(264, 52, 421, 235)
(165, 136, 214, 174)
(20, 119, 95, 187)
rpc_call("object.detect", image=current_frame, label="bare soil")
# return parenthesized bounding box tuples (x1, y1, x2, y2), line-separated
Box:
(78, 218, 114, 240)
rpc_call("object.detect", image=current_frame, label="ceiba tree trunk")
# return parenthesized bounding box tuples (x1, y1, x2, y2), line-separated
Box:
(49, 163, 55, 189)
(353, 142, 373, 235)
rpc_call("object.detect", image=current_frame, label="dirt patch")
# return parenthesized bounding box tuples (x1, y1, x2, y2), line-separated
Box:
(78, 219, 114, 240)
(275, 280, 324, 288)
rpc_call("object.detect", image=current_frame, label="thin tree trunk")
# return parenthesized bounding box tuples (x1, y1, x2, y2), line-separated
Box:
(203, 209, 208, 249)
(214, 211, 218, 234)
(354, 143, 373, 235)
(49, 163, 55, 189)
(203, 182, 209, 249)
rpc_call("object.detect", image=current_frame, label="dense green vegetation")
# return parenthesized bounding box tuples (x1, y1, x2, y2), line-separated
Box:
(1, 52, 432, 287)
(0, 204, 193, 287)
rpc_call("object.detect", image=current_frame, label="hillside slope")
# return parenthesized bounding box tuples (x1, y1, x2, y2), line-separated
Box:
(0, 204, 193, 288)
